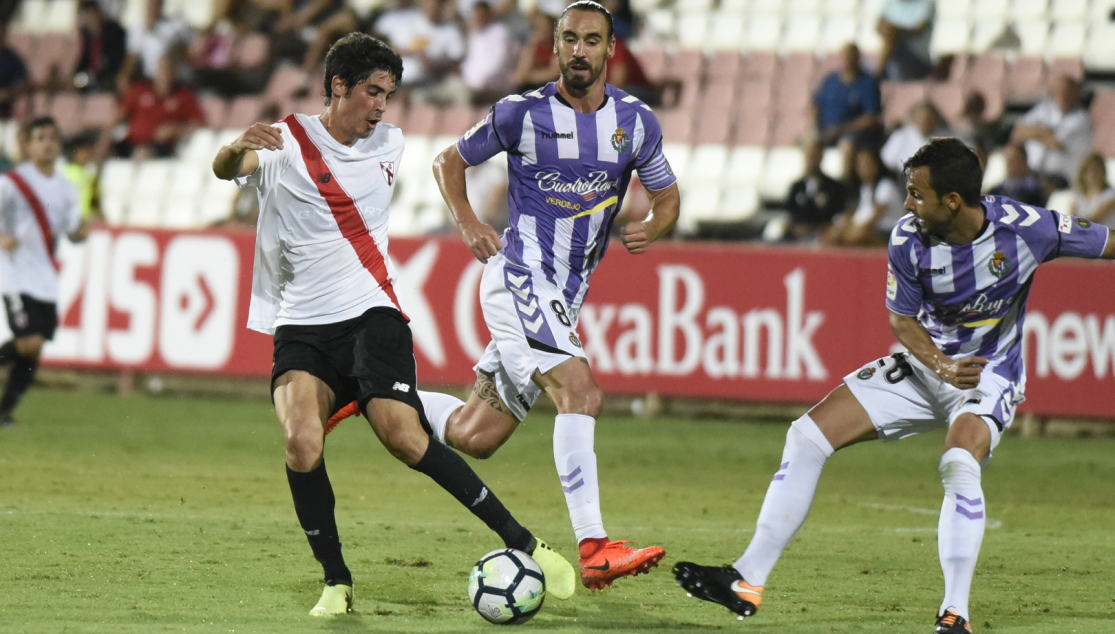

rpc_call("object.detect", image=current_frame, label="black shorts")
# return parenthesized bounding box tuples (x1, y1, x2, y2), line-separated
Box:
(4, 294, 58, 340)
(271, 307, 430, 429)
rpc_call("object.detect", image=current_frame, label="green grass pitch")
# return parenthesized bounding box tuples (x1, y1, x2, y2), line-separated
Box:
(1, 388, 1113, 633)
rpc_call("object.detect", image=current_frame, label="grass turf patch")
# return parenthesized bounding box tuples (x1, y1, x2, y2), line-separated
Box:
(0, 388, 1112, 633)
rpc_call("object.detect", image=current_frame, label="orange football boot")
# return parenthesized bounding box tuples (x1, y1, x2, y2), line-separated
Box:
(325, 401, 360, 434)
(579, 539, 666, 590)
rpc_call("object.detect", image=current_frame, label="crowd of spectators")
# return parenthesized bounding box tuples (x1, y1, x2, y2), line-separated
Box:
(0, 0, 1108, 239)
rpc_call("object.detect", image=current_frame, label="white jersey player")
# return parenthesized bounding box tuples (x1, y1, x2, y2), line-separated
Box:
(212, 33, 573, 617)
(0, 117, 88, 426)
(674, 138, 1115, 633)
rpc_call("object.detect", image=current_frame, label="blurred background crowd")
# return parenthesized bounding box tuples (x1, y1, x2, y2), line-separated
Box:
(1, 0, 1114, 244)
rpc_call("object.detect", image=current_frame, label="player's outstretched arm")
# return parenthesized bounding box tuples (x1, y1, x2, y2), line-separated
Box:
(433, 144, 502, 263)
(889, 311, 987, 390)
(212, 123, 284, 181)
(620, 183, 680, 254)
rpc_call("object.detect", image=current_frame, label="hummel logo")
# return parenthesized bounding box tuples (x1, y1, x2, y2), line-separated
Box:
(584, 561, 610, 571)
(316, 173, 331, 184)
(392, 382, 411, 393)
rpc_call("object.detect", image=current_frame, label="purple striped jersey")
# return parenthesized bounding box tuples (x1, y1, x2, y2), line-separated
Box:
(886, 195, 1110, 384)
(456, 82, 677, 311)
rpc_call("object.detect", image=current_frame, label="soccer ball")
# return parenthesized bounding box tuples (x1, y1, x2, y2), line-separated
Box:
(468, 548, 546, 624)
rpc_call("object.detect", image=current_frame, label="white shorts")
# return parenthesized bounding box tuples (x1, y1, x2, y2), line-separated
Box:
(843, 352, 1025, 454)
(475, 252, 586, 421)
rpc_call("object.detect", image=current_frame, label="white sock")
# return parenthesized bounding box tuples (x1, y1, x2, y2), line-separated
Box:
(938, 447, 985, 622)
(552, 413, 607, 542)
(734, 414, 834, 587)
(417, 390, 464, 445)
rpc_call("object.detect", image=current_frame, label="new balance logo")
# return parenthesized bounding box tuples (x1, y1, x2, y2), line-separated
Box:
(316, 173, 331, 184)
(392, 382, 411, 393)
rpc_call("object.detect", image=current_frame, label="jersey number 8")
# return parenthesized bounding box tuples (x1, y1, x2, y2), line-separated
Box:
(550, 300, 572, 327)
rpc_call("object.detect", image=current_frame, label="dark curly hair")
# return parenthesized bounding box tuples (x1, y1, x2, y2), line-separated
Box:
(903, 137, 983, 206)
(559, 0, 614, 39)
(322, 33, 404, 106)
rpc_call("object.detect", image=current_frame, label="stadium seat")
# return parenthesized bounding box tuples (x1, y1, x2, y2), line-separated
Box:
(1087, 0, 1115, 22)
(823, 0, 858, 16)
(882, 82, 928, 128)
(179, 129, 218, 165)
(82, 93, 117, 129)
(127, 160, 174, 226)
(180, 0, 215, 28)
(169, 161, 209, 201)
(770, 113, 811, 146)
(1049, 0, 1086, 21)
(935, 0, 972, 19)
(1006, 56, 1047, 102)
(43, 0, 78, 32)
(744, 16, 783, 52)
(676, 0, 714, 12)
(724, 145, 766, 185)
(821, 16, 858, 53)
(706, 51, 743, 84)
(120, 0, 146, 29)
(39, 33, 79, 80)
(162, 198, 201, 229)
(733, 109, 772, 146)
(1048, 56, 1084, 80)
(660, 110, 693, 144)
(226, 96, 264, 129)
(49, 93, 84, 137)
(1107, 157, 1115, 180)
(404, 103, 439, 137)
(661, 144, 692, 183)
(644, 9, 674, 39)
(965, 55, 1006, 95)
(0, 120, 19, 160)
(1084, 24, 1115, 71)
(931, 18, 974, 56)
(636, 45, 669, 83)
(1092, 126, 1115, 158)
(855, 14, 884, 54)
(1044, 189, 1075, 214)
(971, 21, 1008, 53)
(440, 104, 481, 137)
(981, 150, 1006, 192)
(677, 183, 724, 234)
(718, 185, 760, 221)
(668, 49, 704, 82)
(821, 146, 844, 177)
(1014, 20, 1050, 57)
(1045, 21, 1086, 58)
(265, 66, 308, 102)
(687, 145, 730, 185)
(1091, 89, 1115, 127)
(16, 0, 49, 32)
(8, 32, 36, 62)
(929, 84, 965, 126)
(199, 176, 240, 226)
(200, 96, 229, 129)
(782, 16, 822, 54)
(972, 0, 1009, 22)
(1011, 0, 1049, 21)
(759, 147, 805, 200)
(780, 51, 817, 86)
(708, 13, 746, 52)
(749, 0, 785, 17)
(719, 0, 749, 15)
(676, 13, 709, 51)
(787, 0, 824, 13)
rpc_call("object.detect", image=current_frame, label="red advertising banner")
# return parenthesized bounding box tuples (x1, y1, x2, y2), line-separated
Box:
(22, 228, 1115, 420)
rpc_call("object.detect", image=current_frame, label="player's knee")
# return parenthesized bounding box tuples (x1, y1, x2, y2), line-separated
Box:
(283, 420, 324, 470)
(455, 429, 500, 460)
(15, 337, 43, 358)
(554, 384, 604, 417)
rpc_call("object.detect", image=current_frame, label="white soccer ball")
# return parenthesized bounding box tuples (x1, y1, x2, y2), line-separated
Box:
(468, 548, 546, 624)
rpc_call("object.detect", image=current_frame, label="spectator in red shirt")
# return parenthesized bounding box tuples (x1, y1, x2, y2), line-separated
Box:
(109, 56, 205, 159)
(605, 36, 658, 106)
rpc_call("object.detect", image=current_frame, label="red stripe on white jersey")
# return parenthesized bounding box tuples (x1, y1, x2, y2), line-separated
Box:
(283, 114, 407, 320)
(7, 171, 58, 271)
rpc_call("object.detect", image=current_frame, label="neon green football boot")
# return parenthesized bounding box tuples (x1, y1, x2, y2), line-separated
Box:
(532, 540, 575, 600)
(309, 583, 353, 617)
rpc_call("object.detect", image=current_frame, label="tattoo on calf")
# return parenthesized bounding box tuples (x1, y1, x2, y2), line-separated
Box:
(474, 370, 509, 414)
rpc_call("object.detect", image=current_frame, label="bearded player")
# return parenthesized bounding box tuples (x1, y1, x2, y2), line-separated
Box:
(674, 138, 1115, 633)
(213, 33, 574, 616)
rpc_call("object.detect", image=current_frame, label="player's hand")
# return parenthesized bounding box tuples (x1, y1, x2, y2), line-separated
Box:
(460, 219, 502, 263)
(620, 221, 649, 254)
(0, 234, 17, 251)
(938, 356, 989, 390)
(232, 123, 284, 153)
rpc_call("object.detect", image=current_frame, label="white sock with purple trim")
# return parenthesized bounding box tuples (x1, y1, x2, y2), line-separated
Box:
(553, 413, 606, 542)
(735, 414, 834, 586)
(938, 447, 985, 621)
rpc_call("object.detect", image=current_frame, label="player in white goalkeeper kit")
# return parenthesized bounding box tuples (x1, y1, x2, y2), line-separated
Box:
(674, 138, 1115, 634)
(213, 33, 573, 617)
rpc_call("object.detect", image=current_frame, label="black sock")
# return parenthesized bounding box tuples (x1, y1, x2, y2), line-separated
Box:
(286, 461, 352, 586)
(0, 340, 16, 365)
(410, 440, 534, 551)
(0, 355, 38, 414)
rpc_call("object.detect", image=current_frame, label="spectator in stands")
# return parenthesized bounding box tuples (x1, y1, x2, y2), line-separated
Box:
(265, 0, 346, 64)
(1011, 75, 1092, 190)
(829, 147, 904, 246)
(64, 131, 103, 221)
(460, 0, 515, 105)
(785, 137, 847, 244)
(954, 91, 1005, 166)
(513, 9, 559, 93)
(1069, 153, 1115, 229)
(74, 0, 128, 93)
(988, 143, 1047, 207)
(876, 0, 934, 81)
(110, 56, 205, 159)
(813, 43, 883, 181)
(117, 0, 191, 92)
(374, 0, 465, 100)
(0, 24, 28, 118)
(881, 100, 948, 174)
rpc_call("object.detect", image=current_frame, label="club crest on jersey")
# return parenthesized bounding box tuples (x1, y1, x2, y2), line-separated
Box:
(380, 161, 395, 186)
(1077, 217, 1092, 228)
(610, 127, 631, 153)
(857, 367, 876, 380)
(569, 332, 582, 348)
(988, 250, 1010, 278)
